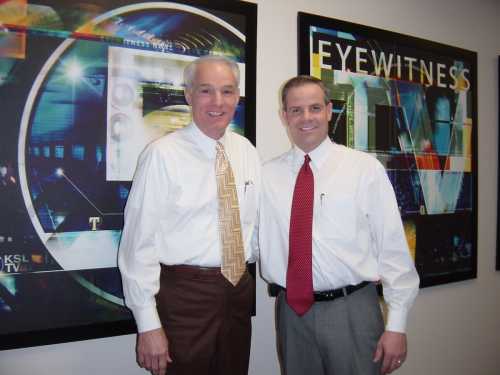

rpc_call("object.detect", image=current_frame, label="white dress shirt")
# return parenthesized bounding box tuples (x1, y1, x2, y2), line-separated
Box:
(118, 123, 260, 333)
(259, 137, 419, 333)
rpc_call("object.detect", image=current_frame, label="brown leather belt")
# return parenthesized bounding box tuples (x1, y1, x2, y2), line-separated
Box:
(161, 264, 250, 277)
(161, 264, 222, 277)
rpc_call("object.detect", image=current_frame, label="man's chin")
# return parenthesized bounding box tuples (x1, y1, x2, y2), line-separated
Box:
(197, 121, 231, 139)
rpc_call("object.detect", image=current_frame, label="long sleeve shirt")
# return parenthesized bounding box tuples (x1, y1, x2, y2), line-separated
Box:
(259, 137, 419, 333)
(118, 123, 260, 333)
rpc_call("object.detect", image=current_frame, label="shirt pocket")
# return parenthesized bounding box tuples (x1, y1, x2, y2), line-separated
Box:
(236, 182, 257, 225)
(317, 191, 358, 242)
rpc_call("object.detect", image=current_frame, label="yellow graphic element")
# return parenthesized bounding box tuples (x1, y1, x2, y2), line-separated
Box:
(311, 53, 321, 78)
(31, 254, 43, 264)
(143, 104, 192, 133)
(0, 0, 27, 25)
(403, 220, 416, 261)
(0, 0, 26, 59)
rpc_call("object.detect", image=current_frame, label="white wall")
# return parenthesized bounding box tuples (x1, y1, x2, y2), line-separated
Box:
(1, 1, 499, 374)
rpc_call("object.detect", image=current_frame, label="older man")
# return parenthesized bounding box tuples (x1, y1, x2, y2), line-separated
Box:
(259, 75, 419, 375)
(119, 55, 260, 375)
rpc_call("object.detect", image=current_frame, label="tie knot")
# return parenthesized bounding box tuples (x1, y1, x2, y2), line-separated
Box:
(304, 154, 311, 164)
(216, 141, 224, 153)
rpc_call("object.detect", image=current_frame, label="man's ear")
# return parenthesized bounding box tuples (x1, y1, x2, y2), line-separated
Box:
(326, 101, 333, 122)
(279, 109, 288, 126)
(184, 87, 192, 105)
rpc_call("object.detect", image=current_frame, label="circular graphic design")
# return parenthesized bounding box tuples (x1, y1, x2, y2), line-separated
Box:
(18, 2, 246, 304)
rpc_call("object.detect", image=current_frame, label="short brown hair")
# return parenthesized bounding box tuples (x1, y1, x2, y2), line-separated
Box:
(281, 75, 330, 110)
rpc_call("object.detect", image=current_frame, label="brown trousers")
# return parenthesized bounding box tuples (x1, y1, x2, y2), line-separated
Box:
(156, 265, 254, 375)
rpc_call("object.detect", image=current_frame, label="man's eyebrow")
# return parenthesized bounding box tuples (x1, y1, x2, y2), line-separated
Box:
(195, 83, 237, 88)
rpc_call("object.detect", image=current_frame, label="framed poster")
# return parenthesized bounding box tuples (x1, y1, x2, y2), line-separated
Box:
(298, 12, 477, 288)
(0, 0, 257, 350)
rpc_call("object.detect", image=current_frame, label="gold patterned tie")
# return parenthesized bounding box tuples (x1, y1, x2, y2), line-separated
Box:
(215, 141, 246, 286)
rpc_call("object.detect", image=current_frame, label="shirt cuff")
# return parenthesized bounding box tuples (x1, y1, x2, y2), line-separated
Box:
(386, 308, 408, 333)
(131, 305, 162, 333)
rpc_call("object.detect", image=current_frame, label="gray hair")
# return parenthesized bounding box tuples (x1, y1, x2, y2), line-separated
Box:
(281, 75, 330, 110)
(183, 55, 240, 89)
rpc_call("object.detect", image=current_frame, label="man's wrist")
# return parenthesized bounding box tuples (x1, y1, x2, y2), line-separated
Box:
(132, 305, 162, 333)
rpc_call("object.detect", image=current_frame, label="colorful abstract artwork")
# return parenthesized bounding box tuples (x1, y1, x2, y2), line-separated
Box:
(0, 0, 257, 349)
(298, 13, 477, 287)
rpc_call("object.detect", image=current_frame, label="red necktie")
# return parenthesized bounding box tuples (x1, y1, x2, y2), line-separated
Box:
(286, 154, 314, 316)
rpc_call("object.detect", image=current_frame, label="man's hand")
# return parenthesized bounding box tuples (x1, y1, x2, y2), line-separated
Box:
(136, 328, 173, 375)
(373, 331, 407, 374)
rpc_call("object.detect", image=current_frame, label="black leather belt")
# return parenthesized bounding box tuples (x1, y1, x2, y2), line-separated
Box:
(268, 281, 370, 301)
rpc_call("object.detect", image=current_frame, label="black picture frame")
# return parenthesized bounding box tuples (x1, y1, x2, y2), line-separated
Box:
(298, 12, 478, 288)
(497, 56, 500, 271)
(0, 0, 257, 350)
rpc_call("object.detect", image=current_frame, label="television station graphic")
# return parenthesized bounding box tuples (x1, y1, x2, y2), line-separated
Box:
(300, 17, 476, 286)
(0, 0, 249, 342)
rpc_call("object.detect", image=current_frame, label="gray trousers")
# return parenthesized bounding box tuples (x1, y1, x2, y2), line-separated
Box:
(276, 283, 384, 375)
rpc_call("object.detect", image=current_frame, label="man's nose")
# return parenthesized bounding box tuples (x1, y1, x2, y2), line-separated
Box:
(211, 90, 223, 105)
(302, 108, 312, 120)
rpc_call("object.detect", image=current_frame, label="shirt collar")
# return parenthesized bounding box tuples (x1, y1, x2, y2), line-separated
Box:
(187, 122, 228, 159)
(291, 137, 333, 171)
